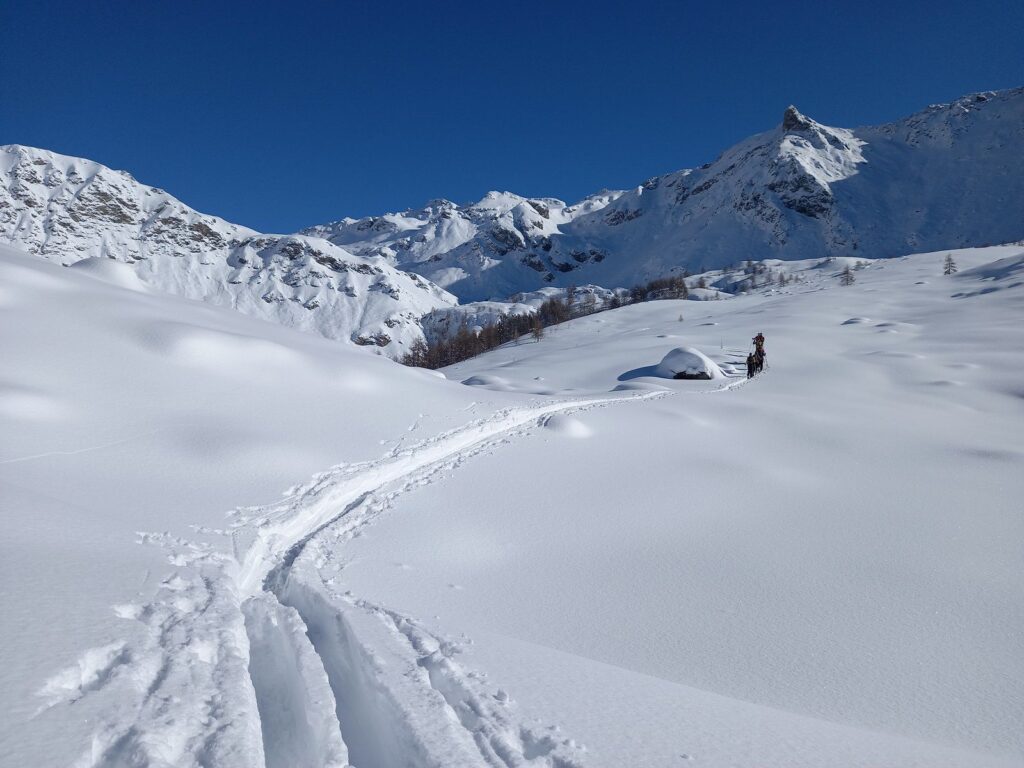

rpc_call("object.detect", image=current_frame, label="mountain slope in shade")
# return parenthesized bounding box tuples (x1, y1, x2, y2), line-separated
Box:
(0, 145, 456, 353)
(305, 87, 1024, 302)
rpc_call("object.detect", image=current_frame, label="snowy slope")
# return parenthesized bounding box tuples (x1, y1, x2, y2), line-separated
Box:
(6, 240, 1022, 768)
(305, 88, 1024, 301)
(0, 145, 456, 353)
(334, 244, 1024, 766)
(0, 242, 487, 767)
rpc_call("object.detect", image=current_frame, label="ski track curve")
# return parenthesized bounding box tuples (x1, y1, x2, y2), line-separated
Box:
(41, 379, 750, 768)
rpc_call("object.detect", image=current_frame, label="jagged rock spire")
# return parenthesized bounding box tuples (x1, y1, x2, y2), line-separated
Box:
(782, 105, 814, 132)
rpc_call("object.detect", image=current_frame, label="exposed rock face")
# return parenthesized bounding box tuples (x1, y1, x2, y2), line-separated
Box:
(782, 105, 814, 132)
(0, 145, 456, 356)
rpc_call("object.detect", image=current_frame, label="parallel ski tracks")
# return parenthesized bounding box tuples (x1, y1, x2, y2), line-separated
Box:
(239, 390, 666, 767)
(236, 378, 747, 768)
(53, 379, 749, 768)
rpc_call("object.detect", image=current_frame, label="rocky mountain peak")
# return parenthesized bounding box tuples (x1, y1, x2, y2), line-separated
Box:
(782, 105, 814, 132)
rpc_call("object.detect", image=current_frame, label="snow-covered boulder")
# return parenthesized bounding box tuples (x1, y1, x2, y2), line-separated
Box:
(656, 347, 724, 380)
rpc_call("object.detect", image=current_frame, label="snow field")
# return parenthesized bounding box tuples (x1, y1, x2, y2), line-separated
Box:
(0, 243, 492, 766)
(330, 246, 1024, 766)
(3, 243, 1023, 767)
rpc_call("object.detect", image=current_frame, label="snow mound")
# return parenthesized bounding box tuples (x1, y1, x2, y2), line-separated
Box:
(611, 381, 670, 392)
(655, 347, 724, 380)
(67, 258, 150, 293)
(957, 252, 1024, 281)
(0, 386, 68, 421)
(462, 374, 512, 390)
(460, 374, 557, 395)
(139, 322, 300, 372)
(542, 414, 593, 438)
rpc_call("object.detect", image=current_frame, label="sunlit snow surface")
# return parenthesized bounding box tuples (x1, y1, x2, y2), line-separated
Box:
(2, 243, 1022, 767)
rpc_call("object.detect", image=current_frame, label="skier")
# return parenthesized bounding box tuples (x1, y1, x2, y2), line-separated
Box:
(746, 352, 756, 379)
(751, 332, 766, 375)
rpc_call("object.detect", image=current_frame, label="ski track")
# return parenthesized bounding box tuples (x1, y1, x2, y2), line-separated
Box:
(0, 429, 165, 465)
(42, 379, 752, 768)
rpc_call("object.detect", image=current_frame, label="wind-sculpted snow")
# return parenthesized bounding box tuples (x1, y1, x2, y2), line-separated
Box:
(305, 88, 1024, 301)
(0, 145, 455, 355)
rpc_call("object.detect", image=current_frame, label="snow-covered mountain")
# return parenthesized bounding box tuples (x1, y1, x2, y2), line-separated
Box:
(0, 145, 456, 352)
(302, 189, 625, 303)
(5, 88, 1021, 342)
(305, 87, 1024, 301)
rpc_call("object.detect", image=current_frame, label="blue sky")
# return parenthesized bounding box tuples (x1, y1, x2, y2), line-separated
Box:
(3, 1, 1022, 232)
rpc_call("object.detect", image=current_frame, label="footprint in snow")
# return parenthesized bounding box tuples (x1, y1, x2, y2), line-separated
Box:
(113, 603, 144, 621)
(37, 642, 130, 709)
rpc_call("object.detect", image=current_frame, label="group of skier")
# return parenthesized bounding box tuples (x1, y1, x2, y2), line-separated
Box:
(746, 332, 766, 379)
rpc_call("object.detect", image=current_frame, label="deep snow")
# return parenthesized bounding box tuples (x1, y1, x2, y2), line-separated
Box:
(2, 242, 1023, 767)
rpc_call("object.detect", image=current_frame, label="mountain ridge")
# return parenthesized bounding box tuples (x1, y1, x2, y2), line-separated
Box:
(303, 86, 1024, 301)
(0, 144, 456, 355)
(3, 86, 1022, 336)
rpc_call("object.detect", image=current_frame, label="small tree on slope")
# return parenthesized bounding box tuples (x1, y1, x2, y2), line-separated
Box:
(840, 265, 856, 286)
(944, 253, 959, 275)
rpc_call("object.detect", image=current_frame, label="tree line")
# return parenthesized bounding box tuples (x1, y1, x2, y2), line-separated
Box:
(401, 275, 693, 370)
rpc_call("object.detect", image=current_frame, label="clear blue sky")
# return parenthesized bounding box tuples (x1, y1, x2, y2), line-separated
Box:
(3, 1, 1021, 233)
